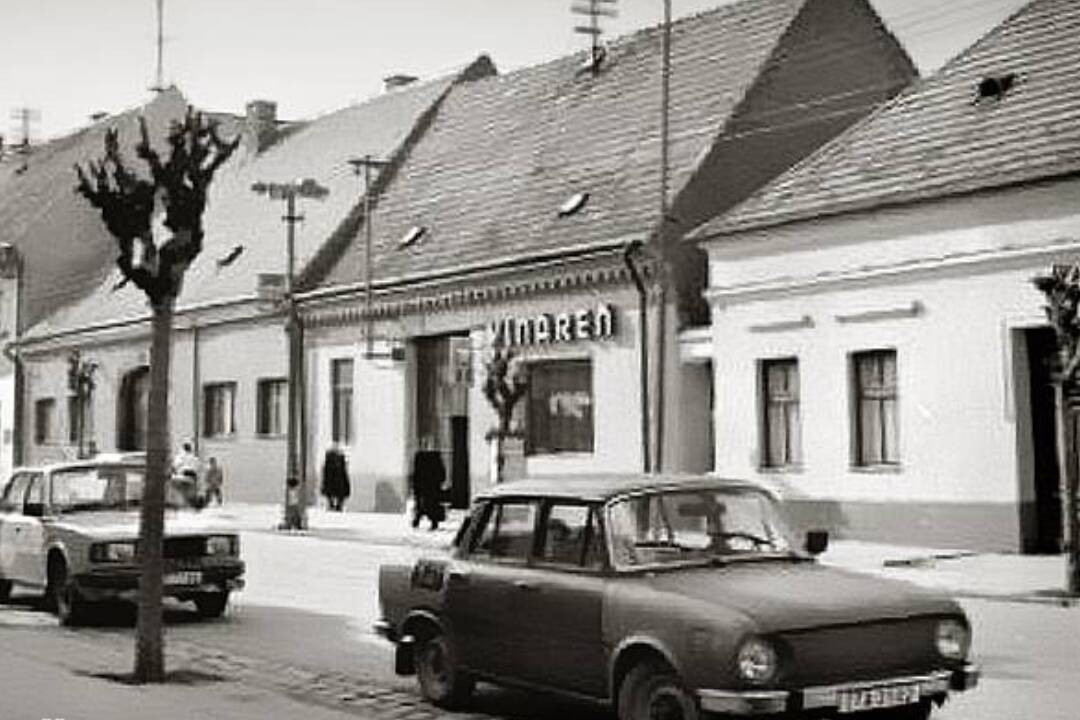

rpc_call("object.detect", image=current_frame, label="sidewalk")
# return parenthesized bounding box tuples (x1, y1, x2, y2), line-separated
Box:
(199, 503, 1077, 605)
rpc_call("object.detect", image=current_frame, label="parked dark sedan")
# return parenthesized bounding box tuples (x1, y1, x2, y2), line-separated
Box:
(377, 475, 978, 720)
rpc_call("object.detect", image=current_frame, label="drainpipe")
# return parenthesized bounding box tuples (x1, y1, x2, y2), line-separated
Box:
(191, 325, 201, 454)
(623, 241, 650, 474)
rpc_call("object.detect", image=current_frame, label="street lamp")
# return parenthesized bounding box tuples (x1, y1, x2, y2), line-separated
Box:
(252, 178, 329, 530)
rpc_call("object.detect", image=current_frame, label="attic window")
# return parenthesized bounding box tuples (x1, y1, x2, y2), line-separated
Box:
(398, 225, 427, 248)
(558, 192, 590, 218)
(974, 73, 1017, 104)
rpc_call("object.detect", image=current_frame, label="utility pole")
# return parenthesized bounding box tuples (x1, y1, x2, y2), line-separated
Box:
(347, 156, 390, 359)
(252, 179, 329, 531)
(1033, 263, 1080, 596)
(10, 107, 39, 172)
(149, 0, 167, 92)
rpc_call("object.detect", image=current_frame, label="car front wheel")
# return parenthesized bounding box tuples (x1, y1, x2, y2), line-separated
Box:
(194, 591, 230, 618)
(415, 632, 474, 709)
(0, 578, 12, 602)
(49, 561, 90, 627)
(619, 660, 700, 720)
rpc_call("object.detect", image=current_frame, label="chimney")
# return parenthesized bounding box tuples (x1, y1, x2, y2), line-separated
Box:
(383, 74, 418, 92)
(243, 99, 278, 153)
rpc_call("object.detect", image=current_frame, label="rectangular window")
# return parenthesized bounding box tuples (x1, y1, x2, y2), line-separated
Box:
(526, 360, 593, 455)
(34, 398, 55, 445)
(853, 350, 899, 466)
(761, 358, 801, 468)
(331, 359, 354, 444)
(257, 378, 288, 436)
(203, 382, 237, 438)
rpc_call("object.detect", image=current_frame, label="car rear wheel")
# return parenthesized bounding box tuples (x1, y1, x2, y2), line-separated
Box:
(0, 578, 12, 602)
(48, 561, 90, 627)
(415, 632, 474, 709)
(194, 591, 230, 618)
(618, 660, 700, 720)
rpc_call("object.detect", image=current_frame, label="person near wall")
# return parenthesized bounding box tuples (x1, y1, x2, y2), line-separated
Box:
(321, 444, 351, 512)
(204, 456, 224, 506)
(172, 441, 203, 509)
(410, 437, 447, 531)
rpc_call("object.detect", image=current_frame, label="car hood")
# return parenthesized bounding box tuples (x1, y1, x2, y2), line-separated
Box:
(643, 560, 959, 632)
(51, 511, 221, 540)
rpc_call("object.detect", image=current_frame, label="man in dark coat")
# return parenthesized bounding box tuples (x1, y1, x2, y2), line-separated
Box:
(411, 440, 446, 530)
(321, 444, 350, 511)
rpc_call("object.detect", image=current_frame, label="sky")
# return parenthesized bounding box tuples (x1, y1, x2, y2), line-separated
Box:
(1, 0, 1030, 143)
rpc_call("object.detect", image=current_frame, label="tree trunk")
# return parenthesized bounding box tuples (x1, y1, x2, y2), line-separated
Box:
(134, 299, 173, 682)
(1054, 381, 1080, 595)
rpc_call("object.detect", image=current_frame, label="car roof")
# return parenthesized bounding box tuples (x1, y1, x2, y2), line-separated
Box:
(11, 453, 145, 476)
(475, 474, 772, 504)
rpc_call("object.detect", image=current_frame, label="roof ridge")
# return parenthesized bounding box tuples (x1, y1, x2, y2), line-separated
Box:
(695, 0, 1064, 239)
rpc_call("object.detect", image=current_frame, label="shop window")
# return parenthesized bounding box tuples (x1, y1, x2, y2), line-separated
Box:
(203, 382, 237, 438)
(526, 360, 593, 455)
(852, 349, 899, 466)
(331, 358, 354, 444)
(34, 398, 55, 445)
(257, 378, 288, 436)
(760, 358, 801, 468)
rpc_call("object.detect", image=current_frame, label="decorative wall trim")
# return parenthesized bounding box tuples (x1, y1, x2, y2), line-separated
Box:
(748, 315, 814, 333)
(835, 300, 923, 324)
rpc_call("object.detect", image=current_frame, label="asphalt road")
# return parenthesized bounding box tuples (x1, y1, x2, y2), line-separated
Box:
(1, 529, 1077, 720)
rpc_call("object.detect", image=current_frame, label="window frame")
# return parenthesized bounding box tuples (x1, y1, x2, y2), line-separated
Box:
(256, 377, 288, 437)
(202, 381, 238, 439)
(525, 358, 594, 456)
(759, 357, 802, 470)
(330, 358, 354, 445)
(466, 499, 539, 566)
(534, 500, 608, 572)
(0, 473, 33, 513)
(851, 349, 900, 468)
(34, 397, 56, 445)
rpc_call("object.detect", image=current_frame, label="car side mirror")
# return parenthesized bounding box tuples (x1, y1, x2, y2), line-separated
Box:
(23, 502, 46, 518)
(804, 529, 829, 556)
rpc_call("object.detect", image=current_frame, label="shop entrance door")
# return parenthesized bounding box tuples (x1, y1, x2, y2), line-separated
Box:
(415, 334, 471, 509)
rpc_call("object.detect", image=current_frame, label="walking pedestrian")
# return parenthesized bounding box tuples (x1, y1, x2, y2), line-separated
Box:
(321, 444, 351, 511)
(410, 437, 446, 531)
(204, 456, 224, 506)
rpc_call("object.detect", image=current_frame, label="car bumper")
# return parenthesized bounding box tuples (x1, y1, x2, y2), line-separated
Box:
(698, 665, 980, 716)
(74, 561, 245, 602)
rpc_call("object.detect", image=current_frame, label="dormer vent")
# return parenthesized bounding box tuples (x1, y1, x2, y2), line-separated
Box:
(398, 225, 427, 248)
(974, 73, 1017, 104)
(558, 192, 590, 217)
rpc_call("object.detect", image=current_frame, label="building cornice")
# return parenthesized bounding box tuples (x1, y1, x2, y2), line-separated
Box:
(706, 236, 1080, 306)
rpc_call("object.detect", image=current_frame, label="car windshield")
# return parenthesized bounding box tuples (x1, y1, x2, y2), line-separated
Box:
(50, 465, 186, 513)
(607, 487, 795, 568)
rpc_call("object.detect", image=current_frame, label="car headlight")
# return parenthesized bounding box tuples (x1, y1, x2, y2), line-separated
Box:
(90, 541, 137, 563)
(936, 619, 971, 661)
(736, 637, 779, 685)
(205, 535, 237, 557)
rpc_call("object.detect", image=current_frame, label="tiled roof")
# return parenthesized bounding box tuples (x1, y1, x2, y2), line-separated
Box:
(696, 0, 1080, 238)
(27, 60, 492, 340)
(316, 0, 812, 289)
(0, 89, 189, 329)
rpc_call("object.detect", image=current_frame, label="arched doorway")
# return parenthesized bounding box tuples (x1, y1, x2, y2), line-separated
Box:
(117, 366, 150, 451)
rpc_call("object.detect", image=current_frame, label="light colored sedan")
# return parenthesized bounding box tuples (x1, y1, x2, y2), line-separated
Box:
(0, 454, 244, 625)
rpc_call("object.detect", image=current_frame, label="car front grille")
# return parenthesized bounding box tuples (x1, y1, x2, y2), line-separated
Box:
(163, 536, 206, 559)
(777, 616, 941, 687)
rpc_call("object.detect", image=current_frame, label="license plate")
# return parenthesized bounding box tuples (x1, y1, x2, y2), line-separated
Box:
(838, 682, 920, 713)
(163, 571, 203, 586)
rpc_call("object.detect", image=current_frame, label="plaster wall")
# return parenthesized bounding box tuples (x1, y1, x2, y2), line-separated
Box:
(704, 179, 1080, 550)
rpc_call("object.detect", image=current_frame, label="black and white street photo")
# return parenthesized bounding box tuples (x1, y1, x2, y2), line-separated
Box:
(1, 0, 1077, 718)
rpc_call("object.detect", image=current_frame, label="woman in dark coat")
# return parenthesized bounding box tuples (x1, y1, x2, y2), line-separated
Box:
(321, 444, 351, 511)
(410, 440, 446, 530)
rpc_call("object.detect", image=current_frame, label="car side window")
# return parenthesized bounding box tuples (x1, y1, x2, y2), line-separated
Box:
(538, 503, 604, 570)
(24, 474, 46, 515)
(471, 501, 537, 562)
(0, 474, 32, 513)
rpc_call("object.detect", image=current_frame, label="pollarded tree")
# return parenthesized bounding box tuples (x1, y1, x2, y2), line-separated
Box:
(75, 108, 238, 682)
(483, 337, 527, 484)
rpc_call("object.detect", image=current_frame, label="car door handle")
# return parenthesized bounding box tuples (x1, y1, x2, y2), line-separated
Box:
(513, 580, 540, 592)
